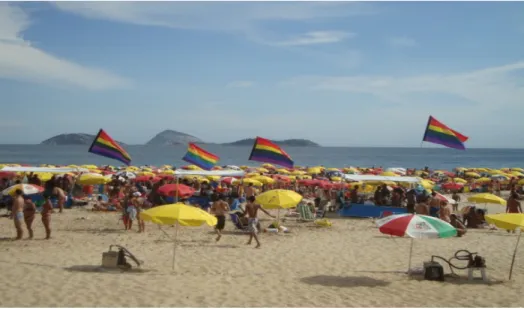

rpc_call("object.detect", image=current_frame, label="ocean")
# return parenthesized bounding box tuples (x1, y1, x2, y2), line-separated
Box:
(0, 145, 522, 171)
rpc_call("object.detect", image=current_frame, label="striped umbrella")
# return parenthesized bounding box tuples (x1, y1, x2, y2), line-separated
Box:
(376, 214, 457, 274)
(2, 184, 45, 196)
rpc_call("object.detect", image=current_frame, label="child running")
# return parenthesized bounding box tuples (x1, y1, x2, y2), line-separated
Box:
(244, 196, 275, 249)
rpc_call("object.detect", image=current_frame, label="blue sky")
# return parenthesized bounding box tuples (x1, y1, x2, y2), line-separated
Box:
(1, 1, 524, 148)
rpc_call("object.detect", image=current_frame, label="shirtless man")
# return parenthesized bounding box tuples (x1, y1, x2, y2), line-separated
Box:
(415, 197, 429, 215)
(211, 195, 229, 242)
(439, 201, 452, 223)
(11, 189, 24, 240)
(245, 183, 256, 198)
(428, 192, 441, 217)
(243, 196, 275, 248)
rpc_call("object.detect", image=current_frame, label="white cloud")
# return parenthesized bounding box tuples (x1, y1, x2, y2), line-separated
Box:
(388, 36, 417, 48)
(226, 81, 255, 88)
(281, 61, 524, 111)
(52, 2, 373, 45)
(271, 31, 354, 46)
(0, 3, 130, 90)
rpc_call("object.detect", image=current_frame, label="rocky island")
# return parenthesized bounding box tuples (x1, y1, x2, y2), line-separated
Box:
(41, 133, 127, 146)
(145, 130, 203, 146)
(41, 131, 320, 147)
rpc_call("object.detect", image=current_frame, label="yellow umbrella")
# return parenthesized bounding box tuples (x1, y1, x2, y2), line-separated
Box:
(465, 172, 480, 178)
(77, 173, 111, 185)
(307, 167, 322, 174)
(262, 163, 275, 169)
(275, 168, 289, 174)
(476, 177, 491, 183)
(252, 175, 275, 184)
(380, 171, 398, 177)
(257, 168, 269, 173)
(289, 170, 306, 175)
(485, 214, 524, 280)
(255, 189, 303, 209)
(233, 178, 263, 187)
(453, 178, 467, 184)
(510, 171, 524, 177)
(511, 168, 524, 172)
(327, 168, 340, 171)
(140, 203, 217, 270)
(518, 179, 524, 185)
(184, 165, 202, 171)
(206, 175, 220, 182)
(467, 193, 507, 206)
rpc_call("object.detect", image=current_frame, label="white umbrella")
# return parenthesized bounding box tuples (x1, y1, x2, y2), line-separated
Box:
(116, 171, 136, 179)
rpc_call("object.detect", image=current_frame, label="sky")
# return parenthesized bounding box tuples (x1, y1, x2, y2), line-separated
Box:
(1, 1, 524, 148)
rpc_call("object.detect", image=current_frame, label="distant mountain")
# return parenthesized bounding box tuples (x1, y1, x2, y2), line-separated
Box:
(224, 138, 320, 147)
(41, 133, 127, 146)
(145, 130, 203, 146)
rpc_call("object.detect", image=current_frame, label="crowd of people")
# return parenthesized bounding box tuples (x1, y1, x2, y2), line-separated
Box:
(1, 165, 523, 242)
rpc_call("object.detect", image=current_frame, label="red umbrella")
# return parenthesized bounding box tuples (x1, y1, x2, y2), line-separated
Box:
(157, 174, 175, 180)
(220, 177, 238, 185)
(272, 175, 291, 182)
(298, 179, 326, 187)
(441, 183, 464, 191)
(134, 176, 161, 183)
(157, 184, 195, 198)
(0, 171, 16, 179)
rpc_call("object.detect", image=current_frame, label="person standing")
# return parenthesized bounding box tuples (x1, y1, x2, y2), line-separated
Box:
(41, 194, 53, 239)
(11, 189, 24, 240)
(23, 197, 36, 239)
(243, 196, 275, 249)
(211, 194, 229, 242)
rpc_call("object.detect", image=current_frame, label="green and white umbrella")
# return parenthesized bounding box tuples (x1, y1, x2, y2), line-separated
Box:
(376, 214, 457, 274)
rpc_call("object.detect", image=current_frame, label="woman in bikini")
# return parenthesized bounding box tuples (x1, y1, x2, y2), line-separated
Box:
(23, 197, 36, 239)
(41, 194, 53, 239)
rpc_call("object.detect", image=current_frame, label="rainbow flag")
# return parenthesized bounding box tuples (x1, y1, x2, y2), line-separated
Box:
(248, 137, 294, 169)
(422, 116, 469, 150)
(182, 143, 219, 170)
(88, 129, 132, 165)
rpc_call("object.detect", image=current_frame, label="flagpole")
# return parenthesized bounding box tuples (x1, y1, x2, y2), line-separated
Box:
(420, 116, 432, 148)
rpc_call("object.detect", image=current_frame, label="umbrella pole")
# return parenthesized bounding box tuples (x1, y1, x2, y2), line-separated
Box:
(407, 238, 414, 275)
(172, 222, 179, 271)
(509, 230, 522, 280)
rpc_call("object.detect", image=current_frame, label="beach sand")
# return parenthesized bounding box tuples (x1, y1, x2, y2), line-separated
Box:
(0, 195, 523, 307)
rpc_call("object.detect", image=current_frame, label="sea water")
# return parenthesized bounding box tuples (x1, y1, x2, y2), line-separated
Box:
(0, 145, 522, 171)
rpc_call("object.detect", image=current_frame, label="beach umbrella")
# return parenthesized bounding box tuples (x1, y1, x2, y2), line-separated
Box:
(453, 178, 467, 184)
(380, 171, 398, 177)
(0, 171, 16, 179)
(467, 193, 507, 206)
(141, 203, 217, 270)
(2, 184, 45, 196)
(441, 183, 464, 191)
(158, 184, 195, 198)
(272, 175, 291, 183)
(465, 172, 481, 178)
(115, 171, 136, 179)
(219, 177, 238, 185)
(485, 214, 524, 280)
(434, 192, 456, 204)
(77, 173, 111, 185)
(511, 168, 524, 172)
(234, 178, 263, 187)
(256, 189, 303, 227)
(518, 179, 524, 186)
(252, 175, 276, 184)
(224, 165, 241, 170)
(376, 214, 457, 274)
(255, 189, 303, 210)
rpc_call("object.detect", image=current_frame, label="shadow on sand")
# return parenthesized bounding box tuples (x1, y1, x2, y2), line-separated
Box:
(300, 275, 390, 288)
(64, 265, 153, 274)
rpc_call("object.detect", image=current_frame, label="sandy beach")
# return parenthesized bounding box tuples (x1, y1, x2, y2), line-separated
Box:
(0, 194, 522, 308)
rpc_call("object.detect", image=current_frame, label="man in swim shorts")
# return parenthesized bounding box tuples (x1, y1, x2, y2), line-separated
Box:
(11, 189, 25, 240)
(244, 196, 275, 249)
(211, 194, 229, 242)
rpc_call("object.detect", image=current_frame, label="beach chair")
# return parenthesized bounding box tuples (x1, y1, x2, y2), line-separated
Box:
(297, 203, 315, 222)
(230, 212, 249, 231)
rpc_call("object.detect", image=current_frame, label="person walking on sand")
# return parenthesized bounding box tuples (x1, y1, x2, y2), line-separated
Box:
(41, 194, 53, 239)
(244, 196, 275, 249)
(211, 194, 229, 242)
(11, 189, 25, 240)
(23, 197, 36, 239)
